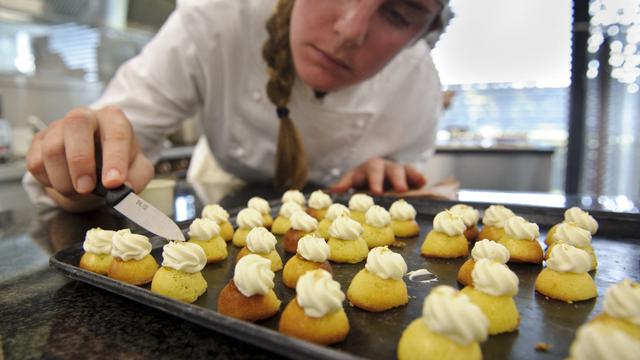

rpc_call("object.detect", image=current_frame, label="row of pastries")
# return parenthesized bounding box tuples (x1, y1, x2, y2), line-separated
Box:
(77, 190, 639, 359)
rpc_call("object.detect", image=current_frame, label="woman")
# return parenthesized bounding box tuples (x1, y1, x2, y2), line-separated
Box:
(24, 0, 448, 212)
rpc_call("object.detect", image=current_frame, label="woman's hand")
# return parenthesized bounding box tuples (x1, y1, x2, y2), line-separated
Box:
(26, 106, 154, 212)
(329, 157, 427, 195)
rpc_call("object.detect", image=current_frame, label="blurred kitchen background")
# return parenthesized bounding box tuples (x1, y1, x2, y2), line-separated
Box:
(0, 0, 638, 212)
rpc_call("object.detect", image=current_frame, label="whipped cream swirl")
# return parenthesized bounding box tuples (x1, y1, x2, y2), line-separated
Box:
(365, 205, 391, 228)
(308, 190, 332, 210)
(422, 285, 489, 345)
(297, 234, 330, 263)
(248, 196, 271, 215)
(111, 229, 152, 261)
(433, 210, 466, 236)
(236, 208, 264, 228)
(471, 259, 519, 297)
(389, 199, 416, 221)
(278, 201, 303, 218)
(471, 239, 510, 263)
(282, 190, 306, 206)
(569, 322, 640, 360)
(365, 246, 407, 280)
(246, 227, 277, 254)
(482, 205, 515, 227)
(188, 217, 220, 240)
(603, 279, 640, 326)
(349, 193, 374, 212)
(564, 207, 598, 235)
(201, 204, 229, 223)
(546, 243, 592, 273)
(296, 269, 345, 318)
(325, 203, 350, 221)
(289, 210, 318, 232)
(555, 222, 592, 248)
(449, 204, 480, 227)
(233, 254, 275, 297)
(504, 216, 539, 240)
(162, 241, 206, 273)
(83, 227, 115, 254)
(329, 215, 363, 240)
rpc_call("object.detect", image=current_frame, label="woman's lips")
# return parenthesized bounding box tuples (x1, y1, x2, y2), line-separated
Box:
(310, 45, 352, 72)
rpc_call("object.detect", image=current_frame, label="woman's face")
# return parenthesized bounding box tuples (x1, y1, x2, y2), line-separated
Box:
(290, 0, 441, 92)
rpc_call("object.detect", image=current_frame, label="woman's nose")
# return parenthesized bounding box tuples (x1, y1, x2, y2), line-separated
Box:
(333, 1, 378, 48)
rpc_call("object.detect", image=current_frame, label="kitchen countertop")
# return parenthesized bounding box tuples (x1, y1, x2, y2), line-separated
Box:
(0, 180, 637, 359)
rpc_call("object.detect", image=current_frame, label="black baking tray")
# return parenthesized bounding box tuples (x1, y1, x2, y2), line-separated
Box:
(50, 197, 640, 359)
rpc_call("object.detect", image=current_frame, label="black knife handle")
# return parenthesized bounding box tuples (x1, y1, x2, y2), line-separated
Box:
(92, 143, 132, 206)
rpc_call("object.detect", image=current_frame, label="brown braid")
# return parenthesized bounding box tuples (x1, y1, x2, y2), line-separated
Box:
(262, 0, 308, 190)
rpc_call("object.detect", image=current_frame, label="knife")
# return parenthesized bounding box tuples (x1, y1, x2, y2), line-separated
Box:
(93, 171, 185, 242)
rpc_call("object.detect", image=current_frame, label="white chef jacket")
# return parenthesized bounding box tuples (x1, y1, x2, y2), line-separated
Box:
(24, 0, 442, 205)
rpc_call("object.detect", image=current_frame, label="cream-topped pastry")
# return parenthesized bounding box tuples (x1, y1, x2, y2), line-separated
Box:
(546, 243, 592, 273)
(450, 204, 480, 241)
(328, 215, 368, 263)
(564, 207, 599, 234)
(498, 216, 543, 263)
(232, 208, 264, 247)
(307, 190, 332, 220)
(272, 201, 303, 235)
(546, 222, 597, 270)
(282, 189, 306, 207)
(471, 239, 510, 263)
(279, 201, 303, 218)
(362, 205, 395, 248)
(298, 235, 330, 263)
(389, 199, 420, 238)
(188, 217, 220, 241)
(483, 205, 515, 227)
(83, 228, 115, 254)
(398, 286, 488, 360)
(111, 229, 152, 261)
(504, 216, 539, 240)
(296, 269, 345, 317)
(318, 203, 350, 239)
(161, 241, 206, 273)
(238, 226, 282, 271)
(365, 246, 407, 280)
(471, 259, 519, 297)
(602, 280, 640, 325)
(535, 243, 597, 302)
(233, 254, 275, 297)
(349, 193, 374, 223)
(248, 196, 270, 215)
(201, 204, 234, 241)
(433, 210, 466, 236)
(568, 322, 640, 360)
(421, 210, 469, 258)
(290, 210, 318, 232)
(422, 286, 489, 345)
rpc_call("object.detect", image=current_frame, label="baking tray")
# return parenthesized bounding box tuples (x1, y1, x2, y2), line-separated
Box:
(50, 197, 640, 359)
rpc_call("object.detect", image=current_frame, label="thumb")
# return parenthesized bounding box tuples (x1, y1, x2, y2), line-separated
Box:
(329, 171, 355, 193)
(123, 152, 155, 193)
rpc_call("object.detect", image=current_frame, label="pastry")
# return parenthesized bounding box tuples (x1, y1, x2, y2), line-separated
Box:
(79, 227, 115, 275)
(201, 204, 234, 242)
(535, 243, 597, 302)
(282, 189, 306, 208)
(232, 208, 264, 247)
(497, 216, 543, 264)
(397, 286, 488, 360)
(271, 201, 303, 235)
(279, 269, 349, 345)
(362, 205, 395, 248)
(347, 246, 408, 312)
(318, 203, 350, 240)
(282, 234, 332, 288)
(460, 259, 520, 335)
(217, 254, 281, 321)
(420, 210, 468, 259)
(236, 227, 283, 272)
(188, 218, 228, 263)
(306, 190, 332, 221)
(545, 222, 597, 270)
(389, 199, 420, 238)
(107, 229, 158, 285)
(327, 215, 369, 263)
(449, 204, 480, 242)
(248, 196, 273, 230)
(457, 239, 510, 286)
(477, 205, 515, 241)
(151, 241, 207, 303)
(283, 210, 318, 253)
(348, 193, 374, 224)
(546, 207, 598, 247)
(567, 322, 639, 360)
(589, 279, 640, 339)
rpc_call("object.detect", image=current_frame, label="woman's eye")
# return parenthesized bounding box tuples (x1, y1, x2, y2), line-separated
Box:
(382, 6, 411, 27)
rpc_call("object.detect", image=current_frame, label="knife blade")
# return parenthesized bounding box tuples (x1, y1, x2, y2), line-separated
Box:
(93, 181, 186, 241)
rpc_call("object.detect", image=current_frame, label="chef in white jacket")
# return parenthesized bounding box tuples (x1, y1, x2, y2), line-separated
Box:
(24, 0, 448, 212)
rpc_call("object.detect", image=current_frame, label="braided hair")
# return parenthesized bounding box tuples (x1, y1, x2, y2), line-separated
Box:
(262, 0, 308, 190)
